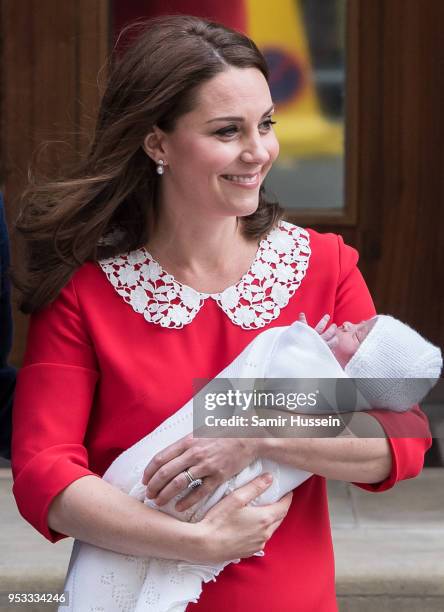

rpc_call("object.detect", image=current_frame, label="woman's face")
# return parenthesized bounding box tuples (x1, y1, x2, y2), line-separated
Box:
(151, 67, 279, 219)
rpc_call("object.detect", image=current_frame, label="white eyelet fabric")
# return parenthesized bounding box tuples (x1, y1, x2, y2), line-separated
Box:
(99, 221, 311, 329)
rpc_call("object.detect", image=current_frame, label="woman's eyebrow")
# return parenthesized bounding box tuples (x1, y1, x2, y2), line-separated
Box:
(205, 104, 275, 124)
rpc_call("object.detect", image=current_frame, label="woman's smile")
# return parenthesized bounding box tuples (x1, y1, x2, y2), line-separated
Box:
(220, 172, 261, 188)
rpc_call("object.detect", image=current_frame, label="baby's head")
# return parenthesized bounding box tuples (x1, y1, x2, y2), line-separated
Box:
(328, 315, 442, 409)
(328, 318, 378, 368)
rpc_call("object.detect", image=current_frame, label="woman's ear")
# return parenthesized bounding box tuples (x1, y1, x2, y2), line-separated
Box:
(142, 126, 168, 163)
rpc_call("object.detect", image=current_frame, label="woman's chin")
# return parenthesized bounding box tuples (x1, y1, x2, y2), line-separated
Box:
(225, 197, 260, 218)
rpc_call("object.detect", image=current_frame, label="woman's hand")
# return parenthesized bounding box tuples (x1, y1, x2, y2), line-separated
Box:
(194, 474, 293, 563)
(142, 434, 261, 511)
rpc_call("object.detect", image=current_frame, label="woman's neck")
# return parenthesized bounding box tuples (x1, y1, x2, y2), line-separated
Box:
(147, 213, 255, 272)
(145, 211, 259, 293)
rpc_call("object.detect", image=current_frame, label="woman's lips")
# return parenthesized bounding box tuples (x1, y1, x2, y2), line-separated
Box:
(220, 173, 260, 188)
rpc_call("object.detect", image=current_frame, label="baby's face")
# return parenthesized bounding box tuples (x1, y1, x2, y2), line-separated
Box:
(329, 318, 377, 368)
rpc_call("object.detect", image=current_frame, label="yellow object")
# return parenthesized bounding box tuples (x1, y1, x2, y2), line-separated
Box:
(246, 0, 343, 158)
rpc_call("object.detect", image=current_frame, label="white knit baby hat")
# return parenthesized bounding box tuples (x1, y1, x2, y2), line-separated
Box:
(345, 315, 443, 410)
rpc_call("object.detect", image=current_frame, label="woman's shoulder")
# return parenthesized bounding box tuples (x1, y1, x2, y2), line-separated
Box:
(279, 221, 357, 261)
(281, 221, 341, 246)
(69, 260, 106, 290)
(54, 260, 111, 311)
(277, 222, 360, 290)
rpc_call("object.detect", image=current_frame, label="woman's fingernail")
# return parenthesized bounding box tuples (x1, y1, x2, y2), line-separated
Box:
(262, 473, 273, 484)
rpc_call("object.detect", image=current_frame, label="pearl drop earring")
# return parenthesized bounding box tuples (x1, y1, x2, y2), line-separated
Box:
(156, 160, 165, 175)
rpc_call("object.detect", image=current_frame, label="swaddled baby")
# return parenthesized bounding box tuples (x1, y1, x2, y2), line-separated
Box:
(62, 314, 442, 612)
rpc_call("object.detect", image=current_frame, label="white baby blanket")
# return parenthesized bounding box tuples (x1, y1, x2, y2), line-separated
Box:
(61, 322, 359, 612)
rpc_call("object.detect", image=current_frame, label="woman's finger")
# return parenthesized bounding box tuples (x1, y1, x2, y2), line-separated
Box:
(267, 512, 288, 537)
(142, 434, 193, 486)
(216, 473, 273, 511)
(254, 491, 293, 527)
(175, 476, 217, 512)
(270, 491, 293, 520)
(145, 446, 198, 499)
(152, 463, 207, 507)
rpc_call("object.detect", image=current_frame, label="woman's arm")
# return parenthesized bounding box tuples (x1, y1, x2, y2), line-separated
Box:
(48, 475, 202, 559)
(47, 472, 292, 564)
(257, 412, 392, 484)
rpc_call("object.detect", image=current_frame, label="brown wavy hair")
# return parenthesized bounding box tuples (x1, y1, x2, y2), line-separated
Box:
(14, 15, 283, 313)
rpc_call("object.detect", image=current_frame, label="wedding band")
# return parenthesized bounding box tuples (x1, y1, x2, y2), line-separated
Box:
(184, 469, 203, 489)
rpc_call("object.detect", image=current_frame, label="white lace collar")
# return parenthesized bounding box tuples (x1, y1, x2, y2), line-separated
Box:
(99, 221, 311, 330)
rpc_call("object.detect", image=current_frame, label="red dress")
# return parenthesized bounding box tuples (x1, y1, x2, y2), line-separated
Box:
(12, 224, 431, 611)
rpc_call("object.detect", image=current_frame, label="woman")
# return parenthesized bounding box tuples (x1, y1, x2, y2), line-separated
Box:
(12, 16, 431, 611)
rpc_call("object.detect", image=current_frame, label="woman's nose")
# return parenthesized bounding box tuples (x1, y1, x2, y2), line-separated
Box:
(240, 136, 270, 165)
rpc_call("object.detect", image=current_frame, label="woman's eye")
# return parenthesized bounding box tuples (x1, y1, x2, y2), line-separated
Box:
(259, 119, 277, 131)
(215, 119, 277, 138)
(215, 125, 239, 137)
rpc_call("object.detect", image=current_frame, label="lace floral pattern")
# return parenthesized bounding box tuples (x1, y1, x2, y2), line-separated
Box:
(99, 221, 311, 329)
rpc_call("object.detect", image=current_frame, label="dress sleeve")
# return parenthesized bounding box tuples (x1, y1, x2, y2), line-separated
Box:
(331, 235, 432, 492)
(12, 276, 99, 542)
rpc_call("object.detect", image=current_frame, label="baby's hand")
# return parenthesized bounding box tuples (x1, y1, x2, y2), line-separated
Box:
(298, 312, 338, 346)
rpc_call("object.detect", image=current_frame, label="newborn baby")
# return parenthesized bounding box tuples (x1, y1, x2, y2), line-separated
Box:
(62, 314, 442, 612)
(298, 312, 441, 411)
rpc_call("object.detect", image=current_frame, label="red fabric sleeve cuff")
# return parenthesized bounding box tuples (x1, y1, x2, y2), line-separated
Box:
(351, 406, 432, 493)
(13, 445, 99, 542)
